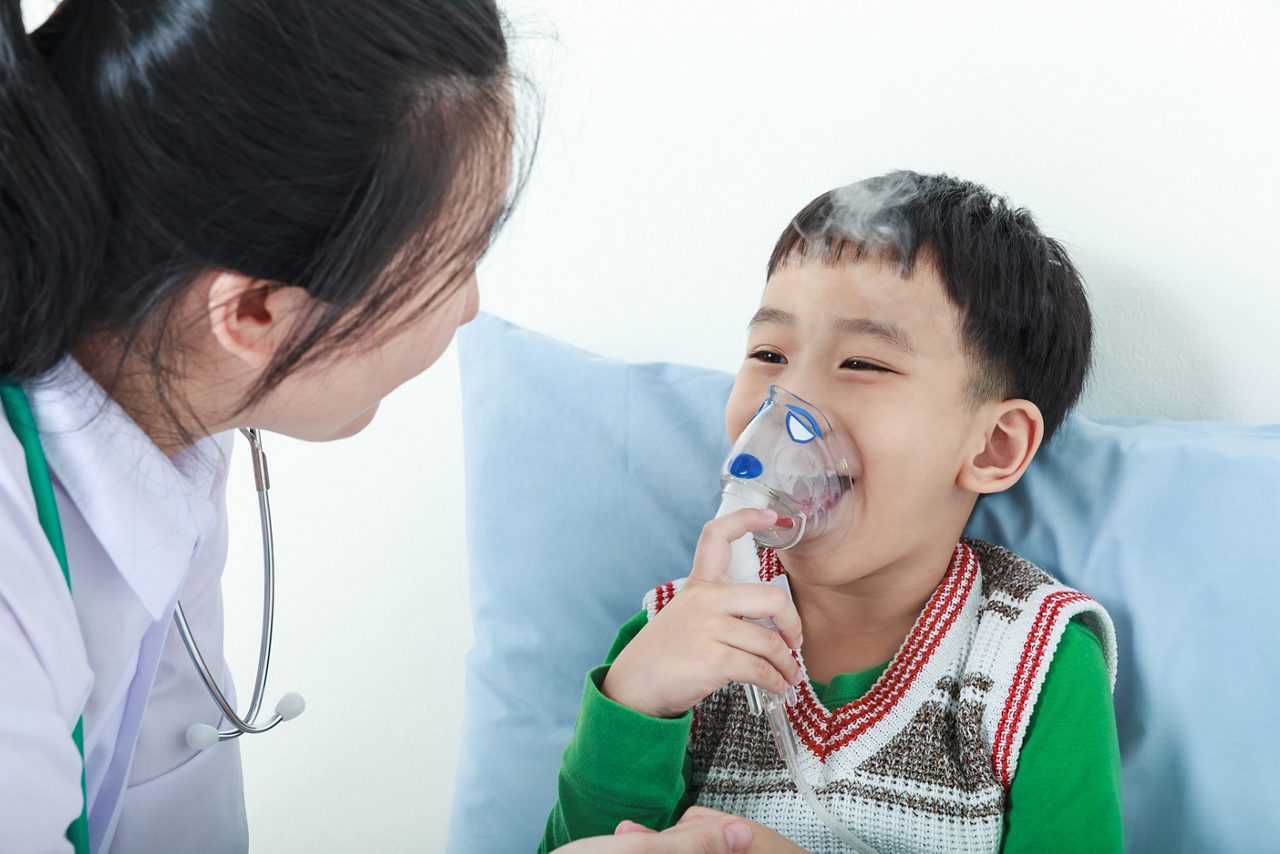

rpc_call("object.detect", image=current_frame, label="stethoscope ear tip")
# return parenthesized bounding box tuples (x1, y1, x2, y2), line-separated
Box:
(187, 723, 221, 751)
(186, 690, 305, 750)
(275, 692, 306, 721)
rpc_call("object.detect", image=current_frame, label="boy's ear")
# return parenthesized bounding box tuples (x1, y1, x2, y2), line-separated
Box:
(207, 272, 312, 369)
(957, 400, 1045, 495)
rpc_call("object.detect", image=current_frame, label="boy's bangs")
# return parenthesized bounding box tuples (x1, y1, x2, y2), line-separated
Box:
(767, 190, 925, 280)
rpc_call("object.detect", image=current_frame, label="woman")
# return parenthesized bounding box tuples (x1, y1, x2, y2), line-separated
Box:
(0, 1, 756, 851)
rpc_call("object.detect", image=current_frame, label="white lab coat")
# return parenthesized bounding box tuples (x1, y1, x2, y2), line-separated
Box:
(0, 358, 248, 853)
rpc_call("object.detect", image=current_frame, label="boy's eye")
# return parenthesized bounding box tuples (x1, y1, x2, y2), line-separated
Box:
(841, 359, 890, 372)
(750, 350, 787, 365)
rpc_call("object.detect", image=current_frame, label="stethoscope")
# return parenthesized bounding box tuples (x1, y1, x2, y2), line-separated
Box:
(0, 384, 304, 758)
(180, 426, 306, 750)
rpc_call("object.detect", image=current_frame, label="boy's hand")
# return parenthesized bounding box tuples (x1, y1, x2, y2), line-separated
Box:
(602, 508, 805, 719)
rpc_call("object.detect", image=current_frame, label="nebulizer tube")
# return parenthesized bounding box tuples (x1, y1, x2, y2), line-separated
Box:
(715, 386, 877, 854)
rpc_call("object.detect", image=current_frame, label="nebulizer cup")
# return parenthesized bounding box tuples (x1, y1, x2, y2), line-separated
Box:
(718, 385, 854, 556)
(713, 385, 876, 853)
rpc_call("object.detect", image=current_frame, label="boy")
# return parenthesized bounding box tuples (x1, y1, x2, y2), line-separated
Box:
(541, 172, 1121, 852)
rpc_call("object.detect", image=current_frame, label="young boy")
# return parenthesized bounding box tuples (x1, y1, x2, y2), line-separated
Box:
(541, 172, 1122, 853)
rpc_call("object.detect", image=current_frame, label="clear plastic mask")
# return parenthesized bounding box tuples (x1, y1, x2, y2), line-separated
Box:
(720, 385, 853, 550)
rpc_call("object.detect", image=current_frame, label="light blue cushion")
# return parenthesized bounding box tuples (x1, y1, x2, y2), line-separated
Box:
(448, 312, 1280, 853)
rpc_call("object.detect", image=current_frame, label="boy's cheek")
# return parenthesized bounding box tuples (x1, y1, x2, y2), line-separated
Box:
(852, 433, 940, 507)
(724, 379, 766, 441)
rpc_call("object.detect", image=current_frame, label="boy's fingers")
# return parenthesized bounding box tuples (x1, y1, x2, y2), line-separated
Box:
(717, 645, 798, 697)
(688, 509, 777, 583)
(714, 584, 804, 649)
(719, 617, 803, 686)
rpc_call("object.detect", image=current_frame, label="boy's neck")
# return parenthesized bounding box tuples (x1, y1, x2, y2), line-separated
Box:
(787, 536, 963, 684)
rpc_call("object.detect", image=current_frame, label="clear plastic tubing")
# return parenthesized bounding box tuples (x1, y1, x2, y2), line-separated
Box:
(716, 494, 878, 853)
(712, 385, 877, 852)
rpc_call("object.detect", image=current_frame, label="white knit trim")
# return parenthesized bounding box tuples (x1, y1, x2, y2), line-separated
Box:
(642, 577, 688, 620)
(976, 578, 1118, 789)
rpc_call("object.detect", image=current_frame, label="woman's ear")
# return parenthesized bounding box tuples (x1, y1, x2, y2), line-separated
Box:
(207, 272, 312, 369)
(957, 400, 1045, 495)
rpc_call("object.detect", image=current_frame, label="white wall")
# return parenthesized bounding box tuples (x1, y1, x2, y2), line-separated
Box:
(22, 1, 1280, 852)
(486, 0, 1280, 425)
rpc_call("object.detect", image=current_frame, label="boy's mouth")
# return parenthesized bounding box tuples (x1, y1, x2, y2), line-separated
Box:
(780, 474, 856, 530)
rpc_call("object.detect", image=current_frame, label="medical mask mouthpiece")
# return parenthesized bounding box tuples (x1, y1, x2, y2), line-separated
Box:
(720, 385, 852, 550)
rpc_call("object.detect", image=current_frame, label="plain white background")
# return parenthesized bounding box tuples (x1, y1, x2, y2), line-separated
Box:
(21, 1, 1280, 851)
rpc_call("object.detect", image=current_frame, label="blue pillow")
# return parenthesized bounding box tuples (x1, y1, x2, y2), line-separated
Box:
(448, 312, 1280, 854)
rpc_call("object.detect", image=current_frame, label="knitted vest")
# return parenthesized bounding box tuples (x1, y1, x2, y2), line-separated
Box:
(641, 538, 1117, 854)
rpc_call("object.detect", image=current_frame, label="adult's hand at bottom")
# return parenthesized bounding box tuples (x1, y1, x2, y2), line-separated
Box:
(674, 808, 809, 852)
(607, 808, 809, 853)
(554, 811, 753, 853)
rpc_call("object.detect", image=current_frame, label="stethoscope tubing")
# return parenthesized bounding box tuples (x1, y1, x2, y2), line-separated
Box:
(174, 427, 283, 739)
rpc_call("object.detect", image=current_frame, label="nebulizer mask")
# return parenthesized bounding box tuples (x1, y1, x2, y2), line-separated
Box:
(714, 386, 876, 853)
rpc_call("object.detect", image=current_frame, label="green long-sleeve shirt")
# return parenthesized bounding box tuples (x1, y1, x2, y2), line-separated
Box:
(541, 611, 1122, 852)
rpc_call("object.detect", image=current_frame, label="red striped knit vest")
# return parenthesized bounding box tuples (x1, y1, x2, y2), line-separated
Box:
(641, 538, 1117, 853)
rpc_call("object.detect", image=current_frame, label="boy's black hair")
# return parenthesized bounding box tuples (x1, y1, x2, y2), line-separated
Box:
(768, 171, 1092, 442)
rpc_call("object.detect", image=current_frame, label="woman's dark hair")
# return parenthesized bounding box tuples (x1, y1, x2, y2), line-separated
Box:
(1, 0, 526, 439)
(768, 171, 1093, 442)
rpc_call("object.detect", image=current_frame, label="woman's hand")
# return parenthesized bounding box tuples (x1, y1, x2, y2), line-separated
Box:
(555, 813, 753, 853)
(601, 509, 805, 719)
(676, 808, 809, 853)
(608, 807, 809, 853)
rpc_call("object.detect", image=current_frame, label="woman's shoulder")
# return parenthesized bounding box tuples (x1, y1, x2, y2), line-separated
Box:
(0, 409, 92, 719)
(0, 409, 52, 568)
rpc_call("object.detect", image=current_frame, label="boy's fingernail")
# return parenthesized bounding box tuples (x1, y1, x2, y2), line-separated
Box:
(724, 821, 753, 851)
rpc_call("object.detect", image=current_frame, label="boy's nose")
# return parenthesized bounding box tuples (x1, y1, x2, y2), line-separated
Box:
(771, 380, 825, 413)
